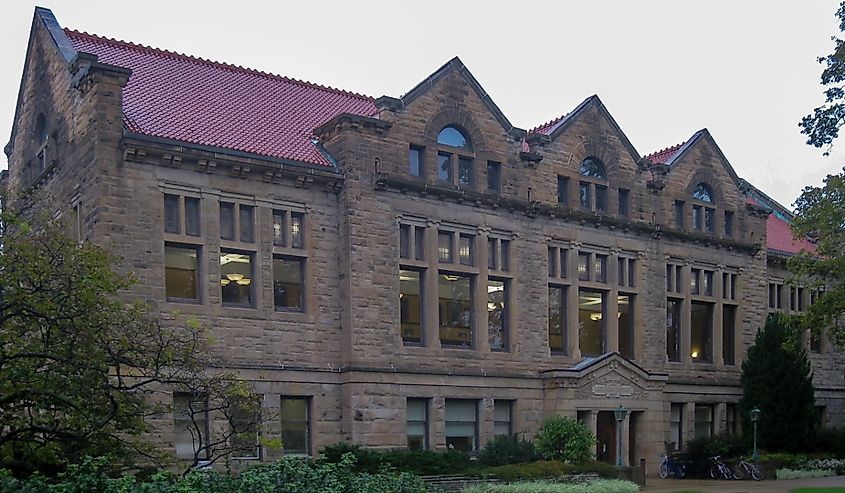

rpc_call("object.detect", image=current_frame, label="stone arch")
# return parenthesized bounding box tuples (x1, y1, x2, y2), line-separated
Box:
(684, 169, 725, 204)
(423, 107, 488, 152)
(571, 137, 621, 176)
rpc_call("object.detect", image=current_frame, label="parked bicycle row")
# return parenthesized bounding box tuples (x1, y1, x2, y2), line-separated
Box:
(660, 454, 764, 480)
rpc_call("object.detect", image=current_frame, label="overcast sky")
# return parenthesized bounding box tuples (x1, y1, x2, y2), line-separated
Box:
(1, 1, 843, 208)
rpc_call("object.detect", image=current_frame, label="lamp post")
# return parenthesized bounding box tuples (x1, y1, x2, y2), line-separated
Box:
(750, 407, 761, 461)
(614, 405, 628, 467)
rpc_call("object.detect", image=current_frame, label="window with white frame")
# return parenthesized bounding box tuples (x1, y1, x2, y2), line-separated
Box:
(173, 393, 208, 460)
(281, 397, 310, 455)
(407, 398, 429, 449)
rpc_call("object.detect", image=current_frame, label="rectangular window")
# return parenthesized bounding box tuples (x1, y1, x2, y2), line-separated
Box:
(723, 305, 736, 365)
(666, 265, 673, 292)
(273, 210, 286, 246)
(400, 270, 423, 345)
(400, 224, 411, 259)
(618, 258, 626, 287)
(220, 202, 235, 240)
(579, 181, 591, 209)
(230, 399, 260, 460)
(703, 271, 713, 296)
(667, 299, 681, 362)
(691, 268, 700, 295)
(618, 294, 634, 359)
(724, 211, 734, 237)
(578, 289, 605, 357)
(438, 152, 451, 182)
(220, 250, 254, 307)
(548, 247, 558, 277)
(628, 258, 636, 288)
(691, 301, 713, 363)
(489, 238, 498, 270)
(557, 176, 569, 205)
(675, 201, 685, 229)
(290, 212, 304, 248)
(798, 288, 805, 311)
(704, 207, 715, 233)
(578, 253, 590, 281)
(439, 274, 472, 347)
(695, 405, 714, 439)
(280, 397, 310, 455)
(594, 254, 607, 283)
(445, 400, 477, 452)
(409, 145, 423, 177)
(184, 197, 201, 236)
(438, 232, 453, 263)
(549, 285, 566, 354)
(458, 156, 473, 186)
(487, 161, 501, 192)
(240, 205, 255, 243)
(459, 234, 474, 266)
(726, 404, 737, 435)
(164, 194, 181, 234)
(407, 398, 428, 449)
(776, 284, 783, 309)
(595, 185, 608, 213)
(618, 188, 630, 217)
(273, 256, 304, 311)
(494, 400, 513, 437)
(165, 244, 199, 301)
(488, 279, 507, 351)
(500, 240, 510, 271)
(768, 283, 776, 308)
(415, 227, 426, 261)
(174, 393, 208, 460)
(670, 403, 683, 451)
(692, 205, 703, 230)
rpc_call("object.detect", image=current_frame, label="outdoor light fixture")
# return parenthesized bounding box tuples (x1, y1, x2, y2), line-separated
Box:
(614, 405, 628, 468)
(751, 407, 761, 461)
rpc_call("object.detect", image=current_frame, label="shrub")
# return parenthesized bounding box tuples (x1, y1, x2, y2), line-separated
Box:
(534, 417, 594, 463)
(319, 443, 472, 475)
(814, 427, 845, 456)
(478, 436, 540, 467)
(775, 468, 836, 480)
(483, 460, 615, 482)
(796, 457, 845, 474)
(684, 434, 747, 461)
(461, 479, 639, 493)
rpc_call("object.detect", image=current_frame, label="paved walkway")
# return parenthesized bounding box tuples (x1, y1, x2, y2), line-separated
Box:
(641, 475, 845, 492)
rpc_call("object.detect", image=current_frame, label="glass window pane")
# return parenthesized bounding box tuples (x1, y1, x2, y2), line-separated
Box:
(595, 185, 607, 213)
(487, 162, 501, 192)
(493, 401, 512, 436)
(695, 405, 713, 439)
(675, 201, 685, 229)
(400, 224, 411, 259)
(445, 400, 477, 451)
(415, 226, 425, 261)
(579, 182, 591, 209)
(691, 269, 700, 295)
(723, 305, 736, 365)
(692, 205, 702, 230)
(548, 247, 557, 277)
(666, 299, 681, 362)
(437, 126, 472, 150)
(407, 398, 428, 450)
(184, 197, 200, 236)
(438, 232, 453, 263)
(281, 398, 309, 455)
(618, 295, 633, 359)
(691, 301, 713, 363)
(578, 289, 605, 357)
(165, 245, 198, 300)
(704, 207, 715, 233)
(724, 211, 734, 237)
(458, 157, 473, 186)
(459, 234, 473, 266)
(670, 403, 683, 451)
(557, 175, 568, 204)
(220, 202, 235, 240)
(501, 240, 510, 272)
(173, 393, 208, 459)
(409, 146, 422, 177)
(693, 183, 714, 202)
(273, 210, 285, 246)
(579, 157, 606, 179)
(240, 205, 255, 242)
(273, 256, 303, 311)
(594, 254, 607, 283)
(628, 259, 636, 287)
(221, 251, 253, 306)
(438, 152, 451, 181)
(703, 271, 713, 296)
(549, 286, 566, 354)
(618, 188, 629, 217)
(400, 270, 422, 345)
(439, 274, 472, 347)
(488, 280, 506, 351)
(164, 194, 180, 234)
(578, 253, 590, 281)
(291, 212, 304, 248)
(489, 238, 498, 270)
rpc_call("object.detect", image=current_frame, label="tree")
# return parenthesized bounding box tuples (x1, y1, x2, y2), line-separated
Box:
(0, 208, 261, 476)
(739, 314, 817, 452)
(788, 168, 845, 348)
(800, 2, 845, 154)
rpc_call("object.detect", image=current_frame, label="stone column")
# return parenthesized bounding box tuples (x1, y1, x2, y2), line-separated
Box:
(588, 410, 598, 457)
(567, 248, 581, 359)
(684, 402, 695, 449)
(607, 249, 621, 353)
(476, 227, 491, 353)
(425, 220, 440, 349)
(621, 412, 631, 467)
(681, 262, 692, 365)
(715, 402, 727, 435)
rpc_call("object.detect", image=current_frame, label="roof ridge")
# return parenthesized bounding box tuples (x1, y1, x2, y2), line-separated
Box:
(529, 113, 568, 134)
(63, 29, 376, 104)
(644, 141, 685, 160)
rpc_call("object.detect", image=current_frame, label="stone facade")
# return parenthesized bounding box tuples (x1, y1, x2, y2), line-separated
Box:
(4, 8, 844, 475)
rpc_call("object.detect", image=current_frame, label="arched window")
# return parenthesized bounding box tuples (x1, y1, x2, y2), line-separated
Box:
(437, 126, 472, 150)
(691, 183, 716, 233)
(436, 126, 474, 187)
(692, 183, 714, 203)
(578, 157, 608, 213)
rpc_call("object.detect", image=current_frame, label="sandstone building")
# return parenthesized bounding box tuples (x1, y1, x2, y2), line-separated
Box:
(4, 8, 844, 472)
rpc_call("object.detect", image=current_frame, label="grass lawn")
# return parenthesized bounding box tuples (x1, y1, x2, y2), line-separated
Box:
(790, 489, 845, 493)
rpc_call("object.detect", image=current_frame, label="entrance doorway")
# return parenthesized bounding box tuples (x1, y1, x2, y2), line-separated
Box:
(596, 411, 617, 464)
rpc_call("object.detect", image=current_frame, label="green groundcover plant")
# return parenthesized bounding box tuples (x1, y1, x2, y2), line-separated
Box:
(776, 468, 836, 480)
(461, 479, 638, 493)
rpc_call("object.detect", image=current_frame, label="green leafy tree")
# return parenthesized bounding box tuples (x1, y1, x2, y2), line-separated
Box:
(788, 168, 845, 348)
(800, 2, 845, 154)
(0, 207, 261, 476)
(533, 415, 594, 463)
(739, 314, 817, 452)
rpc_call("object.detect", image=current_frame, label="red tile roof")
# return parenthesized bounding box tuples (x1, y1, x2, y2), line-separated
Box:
(64, 30, 378, 167)
(644, 142, 685, 165)
(767, 212, 816, 256)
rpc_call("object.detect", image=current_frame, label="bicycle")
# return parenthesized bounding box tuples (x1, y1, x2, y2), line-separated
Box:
(732, 457, 764, 480)
(708, 455, 732, 479)
(659, 453, 686, 479)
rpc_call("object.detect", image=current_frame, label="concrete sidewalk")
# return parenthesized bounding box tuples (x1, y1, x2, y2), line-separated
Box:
(640, 474, 845, 492)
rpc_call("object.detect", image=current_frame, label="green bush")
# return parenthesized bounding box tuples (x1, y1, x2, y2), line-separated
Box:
(478, 436, 540, 467)
(0, 453, 429, 493)
(482, 460, 615, 482)
(319, 442, 472, 475)
(461, 479, 639, 493)
(533, 417, 594, 463)
(814, 427, 845, 456)
(683, 434, 748, 460)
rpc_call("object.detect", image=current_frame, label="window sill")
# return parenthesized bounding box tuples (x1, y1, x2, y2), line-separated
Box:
(166, 297, 202, 305)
